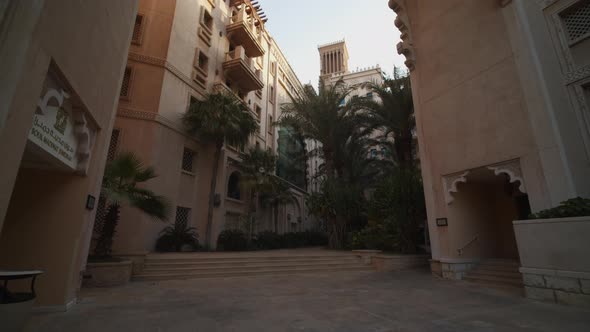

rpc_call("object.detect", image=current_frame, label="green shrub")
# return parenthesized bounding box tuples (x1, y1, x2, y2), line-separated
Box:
(254, 231, 283, 249)
(155, 222, 199, 252)
(253, 231, 328, 250)
(351, 219, 400, 251)
(529, 197, 590, 219)
(217, 229, 249, 251)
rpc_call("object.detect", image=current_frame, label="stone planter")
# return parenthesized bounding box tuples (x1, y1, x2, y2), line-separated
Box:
(83, 260, 133, 287)
(371, 254, 429, 272)
(352, 250, 382, 264)
(513, 216, 590, 307)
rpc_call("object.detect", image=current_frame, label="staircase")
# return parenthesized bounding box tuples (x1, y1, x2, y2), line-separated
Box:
(134, 250, 372, 282)
(463, 259, 523, 292)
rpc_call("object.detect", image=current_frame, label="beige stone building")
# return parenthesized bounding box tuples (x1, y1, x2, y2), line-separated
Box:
(389, 0, 590, 280)
(0, 0, 138, 309)
(106, 0, 312, 254)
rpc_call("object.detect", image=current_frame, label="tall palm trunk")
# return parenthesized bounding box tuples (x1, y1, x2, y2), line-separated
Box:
(94, 203, 120, 257)
(205, 141, 223, 247)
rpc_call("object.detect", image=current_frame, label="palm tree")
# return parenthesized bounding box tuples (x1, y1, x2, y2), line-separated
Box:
(278, 80, 364, 179)
(261, 177, 296, 233)
(362, 68, 415, 169)
(182, 92, 258, 246)
(240, 146, 277, 237)
(278, 80, 367, 248)
(94, 152, 170, 258)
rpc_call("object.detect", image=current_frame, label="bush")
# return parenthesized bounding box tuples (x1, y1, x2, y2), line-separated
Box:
(252, 231, 328, 250)
(254, 231, 283, 249)
(351, 219, 400, 251)
(155, 222, 199, 252)
(217, 229, 249, 251)
(529, 197, 590, 219)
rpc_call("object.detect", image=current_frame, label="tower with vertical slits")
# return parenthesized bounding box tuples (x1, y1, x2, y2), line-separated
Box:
(318, 39, 349, 83)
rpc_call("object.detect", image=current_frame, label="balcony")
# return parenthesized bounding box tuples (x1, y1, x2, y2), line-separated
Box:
(226, 5, 265, 57)
(213, 81, 260, 120)
(222, 46, 264, 92)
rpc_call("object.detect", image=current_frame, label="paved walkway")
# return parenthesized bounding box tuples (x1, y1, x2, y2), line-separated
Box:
(26, 270, 590, 332)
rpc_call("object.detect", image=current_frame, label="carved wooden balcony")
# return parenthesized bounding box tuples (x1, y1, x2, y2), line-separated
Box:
(226, 5, 265, 57)
(222, 46, 264, 92)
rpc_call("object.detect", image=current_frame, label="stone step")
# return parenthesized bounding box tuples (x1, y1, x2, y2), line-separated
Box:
(478, 259, 520, 267)
(143, 261, 365, 273)
(464, 274, 524, 287)
(467, 269, 522, 279)
(144, 258, 360, 267)
(134, 265, 372, 281)
(144, 255, 359, 264)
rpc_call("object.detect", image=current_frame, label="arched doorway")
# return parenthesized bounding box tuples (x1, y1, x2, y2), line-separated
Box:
(445, 161, 530, 260)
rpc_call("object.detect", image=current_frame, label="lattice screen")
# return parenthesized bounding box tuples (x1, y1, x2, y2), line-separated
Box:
(132, 15, 144, 44)
(107, 129, 120, 162)
(182, 148, 195, 172)
(92, 196, 108, 237)
(562, 1, 590, 42)
(120, 68, 131, 97)
(175, 207, 191, 227)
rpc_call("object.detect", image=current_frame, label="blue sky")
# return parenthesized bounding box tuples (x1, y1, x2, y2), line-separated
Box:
(262, 0, 406, 87)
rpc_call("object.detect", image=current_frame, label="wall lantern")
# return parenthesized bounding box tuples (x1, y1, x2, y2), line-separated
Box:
(86, 195, 96, 210)
(436, 218, 448, 227)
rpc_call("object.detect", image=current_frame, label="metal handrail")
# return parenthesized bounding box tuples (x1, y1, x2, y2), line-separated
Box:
(457, 234, 478, 256)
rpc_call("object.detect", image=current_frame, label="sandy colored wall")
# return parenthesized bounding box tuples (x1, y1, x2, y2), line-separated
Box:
(401, 0, 546, 261)
(0, 0, 137, 307)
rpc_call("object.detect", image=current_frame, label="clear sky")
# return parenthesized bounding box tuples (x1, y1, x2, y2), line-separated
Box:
(262, 0, 406, 88)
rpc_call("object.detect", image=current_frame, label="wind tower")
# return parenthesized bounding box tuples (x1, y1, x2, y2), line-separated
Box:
(318, 39, 349, 84)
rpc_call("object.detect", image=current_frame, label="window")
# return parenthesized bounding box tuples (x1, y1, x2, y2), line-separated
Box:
(366, 92, 373, 98)
(202, 9, 213, 31)
(227, 172, 241, 200)
(271, 62, 277, 76)
(182, 148, 196, 173)
(195, 50, 209, 75)
(120, 67, 132, 98)
(132, 15, 144, 44)
(339, 98, 345, 106)
(107, 129, 120, 162)
(254, 104, 262, 120)
(561, 0, 590, 44)
(175, 207, 191, 227)
(269, 86, 275, 103)
(268, 115, 273, 134)
(370, 148, 377, 158)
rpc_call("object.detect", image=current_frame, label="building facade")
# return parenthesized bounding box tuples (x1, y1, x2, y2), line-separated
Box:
(389, 0, 590, 278)
(0, 0, 138, 309)
(106, 0, 312, 254)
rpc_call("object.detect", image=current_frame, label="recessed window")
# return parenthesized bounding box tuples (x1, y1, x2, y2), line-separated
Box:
(269, 86, 275, 103)
(132, 15, 144, 44)
(175, 206, 191, 227)
(120, 67, 132, 98)
(202, 9, 213, 31)
(254, 104, 262, 120)
(227, 172, 241, 200)
(268, 115, 273, 134)
(271, 62, 276, 76)
(195, 50, 209, 75)
(560, 0, 590, 44)
(182, 148, 196, 173)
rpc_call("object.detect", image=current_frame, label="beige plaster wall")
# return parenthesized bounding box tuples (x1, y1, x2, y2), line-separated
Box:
(403, 0, 544, 261)
(0, 0, 137, 307)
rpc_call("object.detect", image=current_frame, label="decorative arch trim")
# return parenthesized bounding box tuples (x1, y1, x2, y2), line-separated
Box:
(487, 160, 527, 193)
(442, 171, 470, 204)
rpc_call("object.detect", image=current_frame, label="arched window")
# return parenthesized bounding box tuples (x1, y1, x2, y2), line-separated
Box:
(227, 172, 241, 200)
